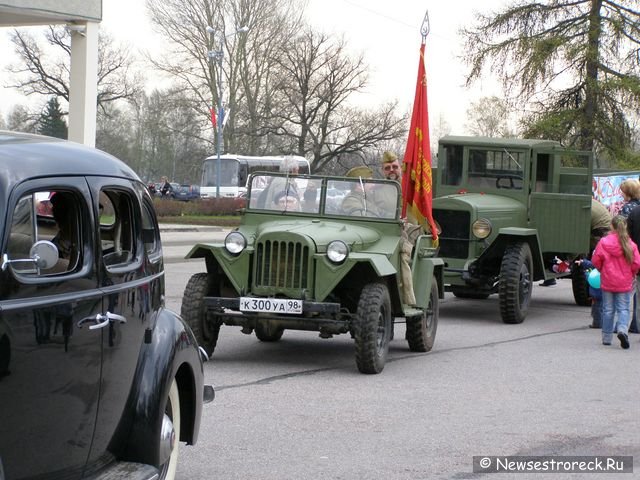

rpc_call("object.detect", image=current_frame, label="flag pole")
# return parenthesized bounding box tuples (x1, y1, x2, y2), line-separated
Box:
(400, 9, 439, 243)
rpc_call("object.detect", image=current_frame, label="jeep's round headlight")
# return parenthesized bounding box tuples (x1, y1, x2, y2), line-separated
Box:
(472, 218, 492, 239)
(225, 232, 247, 254)
(327, 240, 348, 264)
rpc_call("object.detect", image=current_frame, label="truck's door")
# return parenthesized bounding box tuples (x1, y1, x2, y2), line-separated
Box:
(530, 149, 592, 254)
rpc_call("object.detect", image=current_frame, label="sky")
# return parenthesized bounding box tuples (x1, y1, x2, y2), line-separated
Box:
(0, 0, 508, 135)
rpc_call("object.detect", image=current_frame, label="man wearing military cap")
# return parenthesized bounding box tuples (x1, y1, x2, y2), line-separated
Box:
(371, 151, 402, 214)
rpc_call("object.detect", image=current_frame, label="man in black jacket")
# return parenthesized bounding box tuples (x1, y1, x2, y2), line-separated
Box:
(626, 201, 640, 333)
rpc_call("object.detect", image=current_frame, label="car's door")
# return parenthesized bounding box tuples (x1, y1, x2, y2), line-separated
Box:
(84, 178, 165, 470)
(0, 178, 102, 479)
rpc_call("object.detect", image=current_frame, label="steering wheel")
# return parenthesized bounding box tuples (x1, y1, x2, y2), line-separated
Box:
(495, 175, 519, 189)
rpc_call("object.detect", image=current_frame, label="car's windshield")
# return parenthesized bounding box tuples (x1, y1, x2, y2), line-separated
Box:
(247, 173, 399, 219)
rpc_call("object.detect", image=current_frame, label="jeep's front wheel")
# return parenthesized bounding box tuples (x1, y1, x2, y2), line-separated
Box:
(406, 281, 439, 352)
(353, 283, 392, 374)
(181, 273, 220, 357)
(498, 243, 533, 324)
(255, 321, 284, 342)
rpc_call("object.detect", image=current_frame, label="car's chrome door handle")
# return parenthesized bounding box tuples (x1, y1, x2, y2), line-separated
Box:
(77, 312, 127, 330)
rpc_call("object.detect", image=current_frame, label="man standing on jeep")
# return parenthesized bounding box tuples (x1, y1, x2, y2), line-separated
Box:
(374, 151, 402, 212)
(372, 151, 419, 305)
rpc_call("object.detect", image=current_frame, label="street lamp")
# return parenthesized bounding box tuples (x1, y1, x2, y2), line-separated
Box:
(207, 25, 249, 198)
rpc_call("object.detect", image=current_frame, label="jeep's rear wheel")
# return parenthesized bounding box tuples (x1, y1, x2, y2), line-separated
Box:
(571, 263, 591, 307)
(406, 281, 439, 352)
(181, 273, 220, 357)
(255, 322, 284, 342)
(498, 243, 533, 324)
(451, 287, 490, 300)
(353, 283, 392, 374)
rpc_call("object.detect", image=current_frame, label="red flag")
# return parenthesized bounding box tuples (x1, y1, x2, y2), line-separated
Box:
(209, 107, 217, 128)
(401, 42, 438, 243)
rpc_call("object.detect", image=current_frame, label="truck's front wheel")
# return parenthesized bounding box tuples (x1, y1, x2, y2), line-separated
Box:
(181, 273, 221, 357)
(499, 243, 533, 324)
(353, 283, 392, 374)
(406, 281, 439, 352)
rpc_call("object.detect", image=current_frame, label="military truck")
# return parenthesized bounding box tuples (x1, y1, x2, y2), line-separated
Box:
(181, 172, 443, 374)
(432, 136, 604, 324)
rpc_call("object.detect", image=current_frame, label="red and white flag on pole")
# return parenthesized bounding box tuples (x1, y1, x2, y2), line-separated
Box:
(401, 42, 438, 243)
(209, 107, 217, 128)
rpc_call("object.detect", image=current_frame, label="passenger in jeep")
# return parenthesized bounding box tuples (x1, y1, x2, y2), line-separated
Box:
(341, 166, 379, 216)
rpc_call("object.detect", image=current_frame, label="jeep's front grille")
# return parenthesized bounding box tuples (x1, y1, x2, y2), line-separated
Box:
(255, 240, 309, 289)
(433, 209, 470, 259)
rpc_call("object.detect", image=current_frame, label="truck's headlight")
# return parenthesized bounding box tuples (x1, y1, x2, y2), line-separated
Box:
(326, 240, 348, 264)
(225, 232, 247, 254)
(472, 218, 492, 239)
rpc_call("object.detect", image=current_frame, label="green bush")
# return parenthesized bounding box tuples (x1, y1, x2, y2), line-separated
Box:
(153, 197, 246, 217)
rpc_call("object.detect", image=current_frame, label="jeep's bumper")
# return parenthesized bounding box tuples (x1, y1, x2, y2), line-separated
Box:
(203, 297, 352, 334)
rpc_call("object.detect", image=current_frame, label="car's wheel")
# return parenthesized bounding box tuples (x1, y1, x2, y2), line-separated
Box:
(158, 378, 180, 480)
(353, 283, 392, 374)
(181, 273, 220, 357)
(499, 242, 533, 324)
(406, 282, 439, 352)
(571, 263, 591, 306)
(255, 322, 284, 342)
(451, 287, 490, 300)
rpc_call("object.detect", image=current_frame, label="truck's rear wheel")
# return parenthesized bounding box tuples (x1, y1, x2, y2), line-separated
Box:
(406, 282, 439, 352)
(255, 322, 284, 342)
(499, 243, 532, 324)
(353, 283, 392, 374)
(571, 263, 591, 306)
(181, 273, 220, 357)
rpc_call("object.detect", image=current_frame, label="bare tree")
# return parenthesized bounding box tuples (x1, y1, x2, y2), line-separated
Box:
(5, 104, 39, 133)
(465, 96, 511, 137)
(5, 27, 142, 114)
(269, 29, 407, 172)
(146, 0, 304, 155)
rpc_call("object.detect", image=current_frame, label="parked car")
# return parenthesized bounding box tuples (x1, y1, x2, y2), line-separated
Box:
(174, 184, 201, 201)
(0, 131, 213, 479)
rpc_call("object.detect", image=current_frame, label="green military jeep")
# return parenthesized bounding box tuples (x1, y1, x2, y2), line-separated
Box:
(181, 172, 443, 374)
(432, 136, 597, 324)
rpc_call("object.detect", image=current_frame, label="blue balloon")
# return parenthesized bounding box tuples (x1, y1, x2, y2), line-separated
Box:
(588, 269, 601, 289)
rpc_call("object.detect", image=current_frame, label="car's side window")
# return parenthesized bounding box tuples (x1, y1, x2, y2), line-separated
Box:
(141, 201, 160, 258)
(7, 190, 83, 275)
(99, 189, 136, 268)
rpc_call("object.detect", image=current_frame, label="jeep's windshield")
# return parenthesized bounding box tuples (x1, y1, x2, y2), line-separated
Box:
(247, 173, 399, 219)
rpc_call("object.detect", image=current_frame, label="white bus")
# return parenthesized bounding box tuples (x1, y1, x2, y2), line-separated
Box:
(200, 154, 310, 198)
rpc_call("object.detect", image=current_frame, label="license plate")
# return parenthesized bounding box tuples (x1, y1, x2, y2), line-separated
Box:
(239, 297, 303, 314)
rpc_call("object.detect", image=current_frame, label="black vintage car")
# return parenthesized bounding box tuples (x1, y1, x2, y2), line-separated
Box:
(0, 131, 213, 480)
